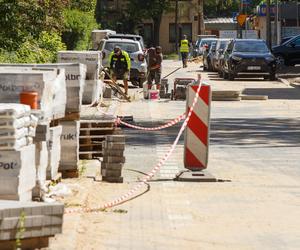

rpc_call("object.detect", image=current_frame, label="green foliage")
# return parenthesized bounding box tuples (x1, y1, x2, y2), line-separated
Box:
(70, 0, 97, 12)
(0, 32, 66, 63)
(62, 9, 99, 50)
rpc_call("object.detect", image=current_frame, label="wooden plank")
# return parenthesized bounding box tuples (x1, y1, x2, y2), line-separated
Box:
(0, 236, 50, 250)
(60, 169, 79, 178)
(80, 128, 114, 132)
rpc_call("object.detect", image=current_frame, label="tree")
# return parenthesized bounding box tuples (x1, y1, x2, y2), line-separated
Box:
(62, 9, 99, 50)
(127, 0, 172, 46)
(0, 0, 68, 51)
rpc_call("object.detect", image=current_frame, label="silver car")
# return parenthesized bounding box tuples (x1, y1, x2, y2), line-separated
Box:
(98, 38, 147, 87)
(212, 39, 231, 71)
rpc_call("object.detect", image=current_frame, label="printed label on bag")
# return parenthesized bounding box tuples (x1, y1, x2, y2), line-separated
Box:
(0, 162, 17, 169)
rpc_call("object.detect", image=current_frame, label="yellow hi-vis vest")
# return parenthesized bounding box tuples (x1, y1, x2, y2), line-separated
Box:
(180, 39, 189, 53)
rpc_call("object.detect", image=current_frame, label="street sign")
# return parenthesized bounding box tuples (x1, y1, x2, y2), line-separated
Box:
(237, 14, 247, 27)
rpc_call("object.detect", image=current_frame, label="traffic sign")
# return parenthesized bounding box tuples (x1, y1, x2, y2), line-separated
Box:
(237, 14, 247, 27)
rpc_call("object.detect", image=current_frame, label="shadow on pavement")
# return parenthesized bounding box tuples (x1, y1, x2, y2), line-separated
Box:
(243, 88, 300, 100)
(211, 117, 300, 147)
(123, 117, 300, 148)
(123, 121, 184, 146)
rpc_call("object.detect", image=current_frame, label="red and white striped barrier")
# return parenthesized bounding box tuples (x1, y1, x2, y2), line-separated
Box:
(184, 83, 211, 170)
(65, 81, 203, 214)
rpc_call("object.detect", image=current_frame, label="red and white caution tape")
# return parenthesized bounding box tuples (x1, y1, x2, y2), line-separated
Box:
(116, 113, 186, 131)
(65, 81, 202, 214)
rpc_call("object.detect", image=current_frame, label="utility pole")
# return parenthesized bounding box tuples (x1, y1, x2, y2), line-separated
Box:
(175, 0, 179, 53)
(266, 0, 272, 48)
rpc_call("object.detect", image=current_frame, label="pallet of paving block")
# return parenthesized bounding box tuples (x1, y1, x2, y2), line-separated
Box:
(79, 150, 103, 160)
(50, 112, 80, 127)
(0, 236, 50, 250)
(59, 169, 79, 178)
(79, 143, 103, 159)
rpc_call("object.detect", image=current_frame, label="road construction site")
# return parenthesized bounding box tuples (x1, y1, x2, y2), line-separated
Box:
(47, 60, 300, 250)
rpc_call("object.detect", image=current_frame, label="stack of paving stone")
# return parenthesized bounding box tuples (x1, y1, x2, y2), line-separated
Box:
(212, 90, 242, 101)
(0, 104, 37, 151)
(47, 125, 62, 180)
(0, 200, 64, 249)
(59, 121, 80, 178)
(101, 135, 125, 183)
(57, 51, 103, 105)
(0, 63, 86, 117)
(0, 67, 66, 120)
(0, 104, 38, 201)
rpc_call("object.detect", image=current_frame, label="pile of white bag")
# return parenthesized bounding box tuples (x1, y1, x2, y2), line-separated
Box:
(0, 104, 38, 150)
(0, 104, 38, 201)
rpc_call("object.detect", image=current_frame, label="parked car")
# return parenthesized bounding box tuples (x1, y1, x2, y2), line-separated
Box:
(212, 39, 231, 71)
(280, 36, 296, 45)
(272, 34, 300, 66)
(203, 41, 217, 71)
(218, 42, 231, 78)
(98, 38, 147, 87)
(222, 39, 277, 81)
(193, 35, 217, 57)
(106, 33, 145, 50)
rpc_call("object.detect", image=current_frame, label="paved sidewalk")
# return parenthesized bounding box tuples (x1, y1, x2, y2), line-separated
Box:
(49, 60, 300, 250)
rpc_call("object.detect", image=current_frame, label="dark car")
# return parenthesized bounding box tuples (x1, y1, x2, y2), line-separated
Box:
(280, 36, 295, 45)
(272, 35, 300, 66)
(223, 39, 277, 81)
(203, 41, 217, 71)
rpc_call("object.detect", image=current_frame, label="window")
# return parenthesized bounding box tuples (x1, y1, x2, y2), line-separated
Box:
(169, 23, 192, 43)
(293, 38, 300, 46)
(104, 42, 140, 53)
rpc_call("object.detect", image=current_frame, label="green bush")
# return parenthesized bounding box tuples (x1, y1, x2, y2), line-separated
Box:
(62, 9, 99, 50)
(0, 32, 66, 63)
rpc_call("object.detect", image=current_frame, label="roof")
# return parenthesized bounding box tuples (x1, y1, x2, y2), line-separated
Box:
(204, 17, 237, 24)
(102, 38, 139, 44)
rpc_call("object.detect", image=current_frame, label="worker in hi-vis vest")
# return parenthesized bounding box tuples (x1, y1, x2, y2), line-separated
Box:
(179, 35, 190, 68)
(109, 46, 131, 96)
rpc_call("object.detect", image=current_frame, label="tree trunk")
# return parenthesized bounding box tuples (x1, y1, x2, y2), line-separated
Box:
(198, 0, 205, 35)
(153, 15, 162, 46)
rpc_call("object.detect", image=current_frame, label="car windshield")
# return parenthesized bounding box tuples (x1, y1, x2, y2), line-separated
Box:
(200, 40, 216, 48)
(104, 42, 140, 53)
(234, 41, 269, 53)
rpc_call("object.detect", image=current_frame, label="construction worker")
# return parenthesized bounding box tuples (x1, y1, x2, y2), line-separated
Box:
(109, 46, 131, 95)
(147, 46, 163, 90)
(179, 35, 190, 68)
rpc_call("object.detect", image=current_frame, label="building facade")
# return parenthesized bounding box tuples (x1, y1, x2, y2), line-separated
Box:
(99, 0, 201, 53)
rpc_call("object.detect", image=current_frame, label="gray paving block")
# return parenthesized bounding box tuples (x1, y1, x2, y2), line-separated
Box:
(106, 135, 125, 143)
(103, 149, 124, 157)
(101, 168, 122, 177)
(102, 156, 125, 163)
(102, 142, 125, 150)
(101, 163, 123, 170)
(102, 176, 123, 183)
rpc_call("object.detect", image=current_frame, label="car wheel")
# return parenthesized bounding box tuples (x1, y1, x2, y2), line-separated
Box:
(276, 55, 286, 66)
(223, 72, 228, 79)
(269, 73, 276, 81)
(228, 72, 235, 81)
